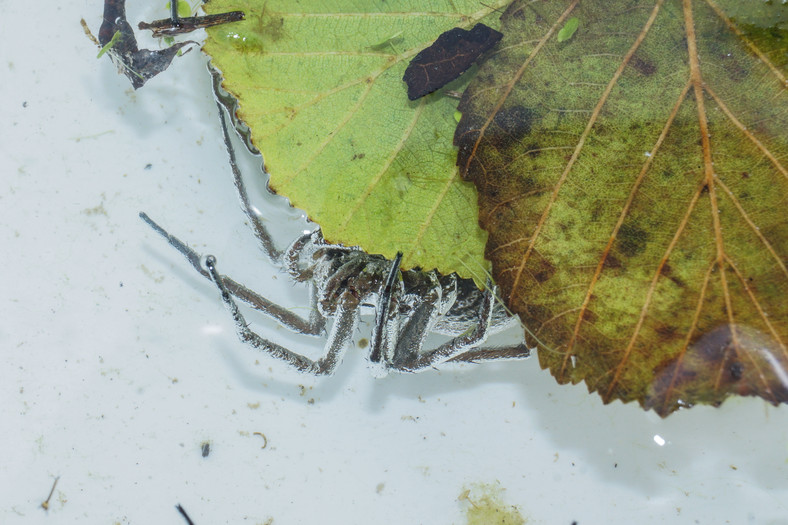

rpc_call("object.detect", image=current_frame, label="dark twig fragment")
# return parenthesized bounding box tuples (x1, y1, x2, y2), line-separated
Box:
(139, 11, 245, 38)
(176, 504, 195, 525)
(41, 476, 60, 511)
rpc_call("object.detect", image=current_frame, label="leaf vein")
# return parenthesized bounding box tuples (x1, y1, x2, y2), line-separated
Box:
(605, 181, 706, 401)
(704, 0, 787, 87)
(560, 78, 692, 377)
(508, 0, 665, 309)
(659, 262, 716, 414)
(715, 178, 788, 282)
(725, 255, 788, 359)
(704, 85, 788, 181)
(684, 0, 740, 357)
(337, 100, 427, 232)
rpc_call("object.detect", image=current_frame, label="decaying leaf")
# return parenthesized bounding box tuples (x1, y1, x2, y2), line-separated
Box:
(97, 0, 195, 89)
(202, 0, 510, 284)
(455, 0, 787, 415)
(403, 23, 503, 100)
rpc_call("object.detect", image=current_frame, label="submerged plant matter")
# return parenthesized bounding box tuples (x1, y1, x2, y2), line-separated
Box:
(92, 0, 242, 87)
(95, 0, 195, 88)
(455, 0, 787, 415)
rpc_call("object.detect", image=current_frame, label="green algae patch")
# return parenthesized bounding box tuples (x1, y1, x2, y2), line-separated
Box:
(459, 482, 526, 525)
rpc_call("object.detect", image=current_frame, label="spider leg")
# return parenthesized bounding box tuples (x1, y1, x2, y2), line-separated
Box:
(140, 212, 325, 336)
(447, 343, 532, 363)
(218, 94, 363, 281)
(170, 0, 180, 26)
(389, 272, 444, 370)
(368, 253, 403, 376)
(447, 306, 531, 363)
(391, 281, 501, 372)
(215, 98, 349, 330)
(205, 255, 358, 375)
(216, 100, 283, 264)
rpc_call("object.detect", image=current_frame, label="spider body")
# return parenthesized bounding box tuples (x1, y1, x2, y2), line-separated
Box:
(282, 228, 522, 374)
(140, 88, 529, 377)
(288, 229, 512, 335)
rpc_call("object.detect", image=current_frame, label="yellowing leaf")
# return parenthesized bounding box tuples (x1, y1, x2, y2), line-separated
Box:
(455, 0, 788, 415)
(202, 0, 510, 284)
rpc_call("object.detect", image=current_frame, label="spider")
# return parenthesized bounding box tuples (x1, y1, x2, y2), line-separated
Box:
(139, 74, 530, 376)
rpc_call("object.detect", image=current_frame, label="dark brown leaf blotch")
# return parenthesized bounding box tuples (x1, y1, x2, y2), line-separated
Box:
(646, 325, 788, 417)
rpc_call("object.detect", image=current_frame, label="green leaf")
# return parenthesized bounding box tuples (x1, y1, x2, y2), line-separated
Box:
(556, 17, 579, 42)
(96, 30, 121, 58)
(166, 0, 192, 18)
(202, 0, 510, 284)
(455, 0, 788, 415)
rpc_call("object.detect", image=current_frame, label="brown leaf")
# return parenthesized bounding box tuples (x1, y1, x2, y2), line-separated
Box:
(454, 0, 788, 416)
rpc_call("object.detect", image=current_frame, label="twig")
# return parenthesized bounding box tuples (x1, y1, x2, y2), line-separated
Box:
(41, 476, 60, 511)
(139, 11, 245, 37)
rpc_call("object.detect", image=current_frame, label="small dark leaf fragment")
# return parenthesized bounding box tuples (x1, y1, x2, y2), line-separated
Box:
(98, 0, 195, 89)
(403, 23, 503, 100)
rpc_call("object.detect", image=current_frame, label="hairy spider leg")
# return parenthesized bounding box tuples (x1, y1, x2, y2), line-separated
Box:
(392, 281, 496, 372)
(214, 88, 531, 369)
(370, 261, 530, 372)
(140, 78, 531, 375)
(213, 100, 329, 334)
(205, 255, 357, 375)
(368, 252, 403, 375)
(215, 99, 359, 284)
(213, 77, 359, 271)
(447, 343, 532, 363)
(139, 212, 325, 336)
(395, 272, 447, 367)
(144, 206, 530, 373)
(216, 101, 283, 264)
(170, 0, 180, 26)
(392, 276, 532, 369)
